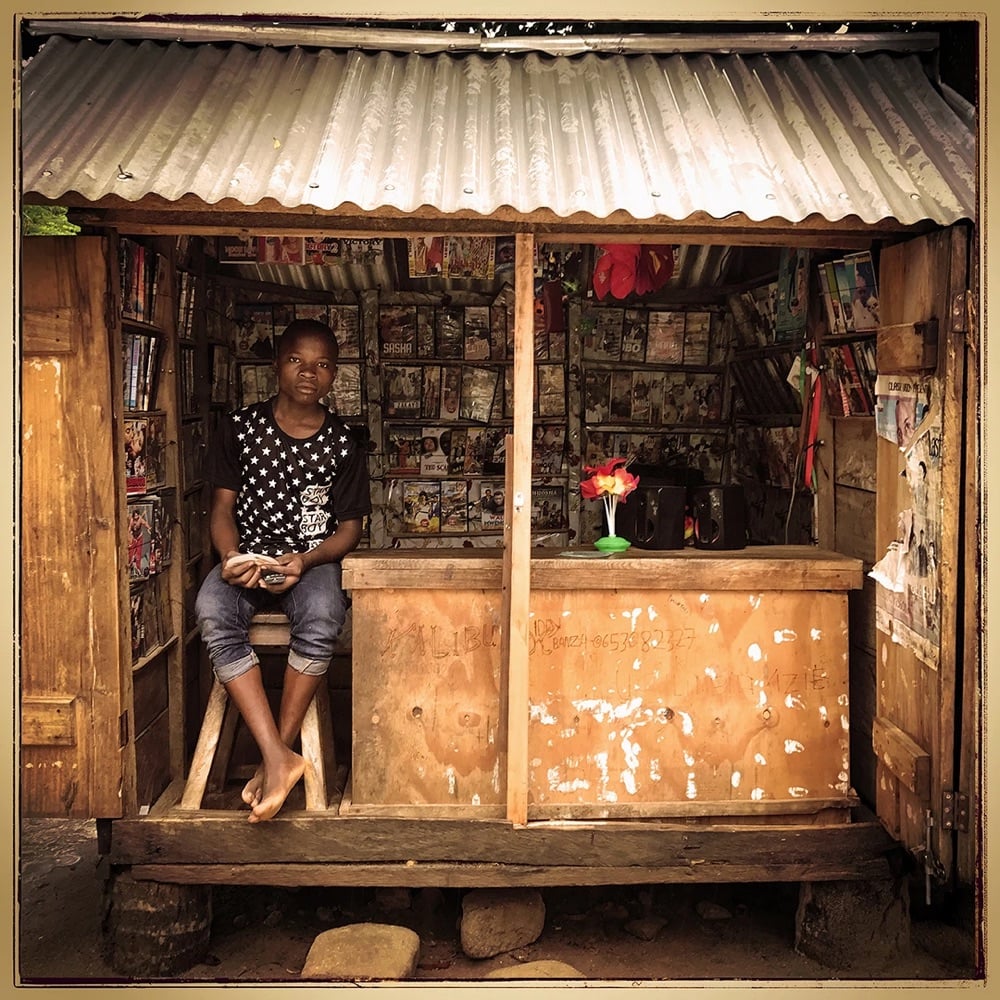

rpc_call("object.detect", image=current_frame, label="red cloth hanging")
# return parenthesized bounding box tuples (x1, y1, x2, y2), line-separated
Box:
(593, 244, 674, 300)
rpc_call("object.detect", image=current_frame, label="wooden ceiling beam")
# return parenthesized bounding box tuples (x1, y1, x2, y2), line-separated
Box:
(34, 192, 928, 250)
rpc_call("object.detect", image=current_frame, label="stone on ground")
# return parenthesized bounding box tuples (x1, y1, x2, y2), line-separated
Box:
(485, 959, 587, 979)
(460, 888, 546, 959)
(625, 914, 668, 941)
(795, 878, 910, 971)
(300, 923, 420, 980)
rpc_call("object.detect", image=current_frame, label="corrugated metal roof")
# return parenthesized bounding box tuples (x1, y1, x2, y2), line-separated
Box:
(20, 35, 976, 226)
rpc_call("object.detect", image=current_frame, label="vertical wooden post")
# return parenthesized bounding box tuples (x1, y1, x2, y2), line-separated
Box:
(504, 233, 535, 827)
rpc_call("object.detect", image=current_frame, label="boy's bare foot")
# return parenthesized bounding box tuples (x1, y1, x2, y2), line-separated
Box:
(241, 768, 264, 807)
(247, 749, 307, 823)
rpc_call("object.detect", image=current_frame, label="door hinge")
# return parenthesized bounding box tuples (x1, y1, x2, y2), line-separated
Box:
(941, 789, 970, 832)
(118, 710, 129, 748)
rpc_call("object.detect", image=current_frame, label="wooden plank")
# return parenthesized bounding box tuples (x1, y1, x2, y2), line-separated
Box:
(343, 547, 864, 592)
(871, 716, 931, 801)
(833, 485, 876, 564)
(833, 417, 877, 491)
(349, 588, 505, 809)
(66, 193, 907, 244)
(178, 679, 229, 810)
(129, 856, 892, 887)
(20, 236, 127, 818)
(20, 697, 77, 747)
(849, 576, 878, 656)
(875, 228, 961, 874)
(135, 710, 171, 813)
(527, 589, 852, 814)
(847, 644, 877, 810)
(506, 234, 535, 828)
(132, 653, 169, 736)
(529, 799, 854, 820)
(21, 306, 75, 353)
(958, 314, 981, 887)
(109, 811, 899, 868)
(499, 432, 515, 826)
(342, 803, 506, 819)
(876, 319, 938, 374)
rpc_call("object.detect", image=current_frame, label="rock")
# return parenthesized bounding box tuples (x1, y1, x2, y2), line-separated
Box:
(375, 887, 411, 911)
(300, 923, 421, 981)
(625, 914, 667, 941)
(485, 959, 587, 979)
(795, 878, 910, 971)
(460, 888, 546, 959)
(263, 909, 284, 928)
(696, 900, 733, 921)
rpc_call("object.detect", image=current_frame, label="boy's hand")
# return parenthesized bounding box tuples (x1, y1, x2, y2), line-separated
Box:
(262, 552, 305, 593)
(222, 550, 279, 589)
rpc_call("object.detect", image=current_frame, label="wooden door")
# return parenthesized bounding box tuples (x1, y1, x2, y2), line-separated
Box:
(872, 224, 976, 891)
(20, 236, 128, 817)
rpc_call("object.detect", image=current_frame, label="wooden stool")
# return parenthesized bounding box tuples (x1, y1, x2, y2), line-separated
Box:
(179, 613, 337, 812)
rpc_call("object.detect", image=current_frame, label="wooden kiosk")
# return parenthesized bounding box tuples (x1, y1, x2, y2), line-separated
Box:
(18, 18, 981, 978)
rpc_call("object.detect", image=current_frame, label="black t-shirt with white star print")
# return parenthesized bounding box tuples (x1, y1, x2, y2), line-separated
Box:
(208, 400, 371, 555)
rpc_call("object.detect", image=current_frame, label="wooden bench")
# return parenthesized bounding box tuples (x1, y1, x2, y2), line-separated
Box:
(178, 613, 337, 812)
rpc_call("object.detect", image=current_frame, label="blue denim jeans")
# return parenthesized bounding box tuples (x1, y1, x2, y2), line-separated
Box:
(195, 561, 349, 683)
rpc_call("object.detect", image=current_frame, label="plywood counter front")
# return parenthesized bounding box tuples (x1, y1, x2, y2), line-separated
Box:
(342, 547, 863, 822)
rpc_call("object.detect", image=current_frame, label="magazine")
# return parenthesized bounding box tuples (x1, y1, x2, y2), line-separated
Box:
(418, 427, 451, 477)
(439, 365, 463, 420)
(464, 305, 492, 361)
(421, 366, 442, 419)
(646, 310, 686, 363)
(439, 479, 470, 533)
(436, 306, 465, 359)
(326, 363, 362, 417)
(532, 424, 566, 476)
(583, 370, 612, 424)
(582, 307, 624, 361)
(460, 366, 500, 423)
(683, 311, 713, 365)
(402, 481, 441, 533)
(416, 305, 436, 357)
(531, 485, 565, 530)
(621, 310, 648, 363)
(386, 428, 423, 476)
(384, 365, 423, 418)
(379, 305, 418, 358)
(478, 482, 506, 530)
(536, 364, 566, 417)
(329, 304, 361, 358)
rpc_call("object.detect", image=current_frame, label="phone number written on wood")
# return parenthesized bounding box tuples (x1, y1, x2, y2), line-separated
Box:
(529, 619, 697, 657)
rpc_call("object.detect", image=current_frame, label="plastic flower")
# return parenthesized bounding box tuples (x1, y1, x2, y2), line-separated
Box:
(580, 457, 639, 538)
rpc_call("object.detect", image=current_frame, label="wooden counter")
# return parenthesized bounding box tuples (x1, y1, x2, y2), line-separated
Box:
(342, 545, 863, 592)
(343, 546, 863, 823)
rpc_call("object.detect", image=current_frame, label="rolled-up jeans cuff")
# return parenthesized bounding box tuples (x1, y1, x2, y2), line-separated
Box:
(213, 651, 259, 684)
(288, 649, 330, 676)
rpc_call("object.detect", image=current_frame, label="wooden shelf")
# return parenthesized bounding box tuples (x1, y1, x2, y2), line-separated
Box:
(132, 632, 179, 673)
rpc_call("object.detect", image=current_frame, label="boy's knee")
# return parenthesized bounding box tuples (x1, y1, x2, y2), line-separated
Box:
(213, 653, 259, 684)
(287, 650, 330, 676)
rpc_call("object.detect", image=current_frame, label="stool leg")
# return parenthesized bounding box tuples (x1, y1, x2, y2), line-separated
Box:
(205, 696, 242, 796)
(300, 683, 335, 810)
(180, 679, 229, 810)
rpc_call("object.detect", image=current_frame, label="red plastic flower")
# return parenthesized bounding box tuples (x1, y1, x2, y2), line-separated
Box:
(580, 457, 640, 500)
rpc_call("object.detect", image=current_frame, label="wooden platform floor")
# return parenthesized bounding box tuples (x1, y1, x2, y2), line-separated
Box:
(108, 776, 903, 890)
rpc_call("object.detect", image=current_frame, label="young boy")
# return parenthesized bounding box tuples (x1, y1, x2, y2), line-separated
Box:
(195, 318, 371, 822)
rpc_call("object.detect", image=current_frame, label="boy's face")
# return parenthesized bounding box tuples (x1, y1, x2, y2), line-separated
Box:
(275, 332, 337, 405)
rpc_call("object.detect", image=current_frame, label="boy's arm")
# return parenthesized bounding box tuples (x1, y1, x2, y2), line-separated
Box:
(209, 487, 263, 588)
(297, 518, 364, 572)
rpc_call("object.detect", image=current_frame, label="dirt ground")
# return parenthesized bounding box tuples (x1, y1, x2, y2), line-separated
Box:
(14, 817, 980, 987)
